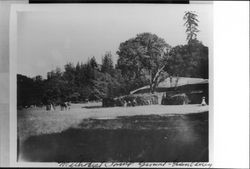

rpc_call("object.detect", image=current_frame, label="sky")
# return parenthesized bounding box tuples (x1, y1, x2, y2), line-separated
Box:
(17, 4, 213, 78)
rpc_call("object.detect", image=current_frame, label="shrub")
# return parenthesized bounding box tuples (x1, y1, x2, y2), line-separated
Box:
(102, 98, 115, 107)
(102, 93, 159, 107)
(161, 93, 190, 105)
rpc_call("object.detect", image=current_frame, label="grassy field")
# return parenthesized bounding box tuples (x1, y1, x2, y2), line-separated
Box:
(18, 102, 209, 162)
(18, 103, 208, 141)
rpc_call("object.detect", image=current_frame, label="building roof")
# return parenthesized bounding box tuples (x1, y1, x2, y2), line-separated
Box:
(130, 77, 208, 94)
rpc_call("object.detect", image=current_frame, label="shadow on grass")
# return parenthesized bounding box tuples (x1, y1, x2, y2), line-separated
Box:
(81, 105, 103, 109)
(20, 112, 208, 162)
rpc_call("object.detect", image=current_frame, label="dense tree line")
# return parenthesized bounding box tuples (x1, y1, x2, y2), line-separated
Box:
(17, 37, 208, 107)
(17, 11, 208, 107)
(18, 53, 127, 107)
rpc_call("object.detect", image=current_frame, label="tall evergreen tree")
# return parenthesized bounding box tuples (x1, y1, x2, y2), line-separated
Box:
(183, 11, 200, 44)
(101, 51, 114, 74)
(89, 56, 98, 69)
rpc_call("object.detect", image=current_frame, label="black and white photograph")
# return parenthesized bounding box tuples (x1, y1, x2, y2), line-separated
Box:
(13, 3, 213, 164)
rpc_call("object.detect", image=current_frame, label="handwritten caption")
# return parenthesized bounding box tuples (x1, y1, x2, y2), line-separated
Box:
(58, 162, 212, 168)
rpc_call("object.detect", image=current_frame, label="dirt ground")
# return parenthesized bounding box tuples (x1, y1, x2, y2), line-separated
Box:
(18, 103, 209, 162)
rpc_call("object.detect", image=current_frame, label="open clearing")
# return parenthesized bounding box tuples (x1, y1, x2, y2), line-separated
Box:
(18, 103, 208, 140)
(18, 103, 209, 162)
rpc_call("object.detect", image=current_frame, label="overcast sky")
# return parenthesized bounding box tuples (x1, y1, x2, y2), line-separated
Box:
(17, 4, 213, 78)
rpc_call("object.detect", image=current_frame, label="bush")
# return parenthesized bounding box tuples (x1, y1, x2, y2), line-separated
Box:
(161, 93, 190, 105)
(102, 98, 115, 107)
(102, 93, 159, 107)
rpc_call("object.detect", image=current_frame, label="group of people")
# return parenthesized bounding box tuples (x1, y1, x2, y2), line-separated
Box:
(45, 101, 71, 111)
(121, 99, 137, 107)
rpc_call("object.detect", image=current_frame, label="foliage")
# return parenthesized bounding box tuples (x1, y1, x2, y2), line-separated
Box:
(17, 12, 208, 107)
(17, 53, 126, 107)
(89, 56, 98, 69)
(183, 11, 200, 44)
(167, 41, 208, 79)
(161, 93, 190, 105)
(17, 74, 45, 107)
(117, 32, 171, 93)
(166, 11, 208, 79)
(101, 51, 114, 74)
(102, 93, 159, 107)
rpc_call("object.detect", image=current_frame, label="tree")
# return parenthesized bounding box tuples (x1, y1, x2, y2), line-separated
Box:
(47, 67, 62, 80)
(117, 33, 171, 93)
(183, 11, 200, 44)
(63, 62, 75, 84)
(17, 57, 126, 105)
(89, 56, 98, 69)
(101, 51, 114, 74)
(33, 75, 43, 82)
(167, 42, 208, 79)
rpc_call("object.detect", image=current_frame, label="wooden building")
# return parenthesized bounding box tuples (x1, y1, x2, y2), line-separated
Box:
(130, 77, 208, 105)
